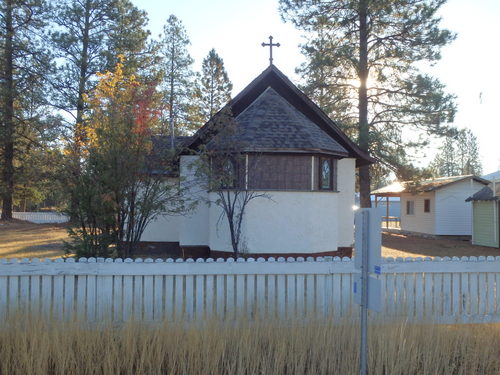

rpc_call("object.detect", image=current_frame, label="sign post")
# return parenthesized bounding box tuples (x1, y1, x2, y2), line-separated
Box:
(353, 208, 382, 375)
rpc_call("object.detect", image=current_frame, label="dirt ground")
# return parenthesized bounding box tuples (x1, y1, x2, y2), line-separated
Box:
(382, 232, 500, 258)
(1, 220, 499, 260)
(0, 220, 68, 259)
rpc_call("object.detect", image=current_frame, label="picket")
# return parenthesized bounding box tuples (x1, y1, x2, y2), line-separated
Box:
(0, 256, 499, 324)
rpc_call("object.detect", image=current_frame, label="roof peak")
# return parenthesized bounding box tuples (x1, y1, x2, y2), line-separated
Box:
(185, 63, 374, 166)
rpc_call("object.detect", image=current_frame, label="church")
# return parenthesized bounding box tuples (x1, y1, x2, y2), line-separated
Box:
(140, 62, 374, 258)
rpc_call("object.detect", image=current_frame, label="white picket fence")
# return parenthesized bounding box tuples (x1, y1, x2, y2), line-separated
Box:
(0, 255, 499, 324)
(7, 212, 69, 224)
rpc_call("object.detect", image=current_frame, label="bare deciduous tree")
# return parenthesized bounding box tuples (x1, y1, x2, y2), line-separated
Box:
(194, 110, 270, 257)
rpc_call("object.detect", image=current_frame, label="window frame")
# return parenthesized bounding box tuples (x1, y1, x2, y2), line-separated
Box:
(210, 155, 240, 190)
(318, 157, 333, 190)
(318, 157, 336, 191)
(424, 199, 431, 213)
(406, 200, 415, 215)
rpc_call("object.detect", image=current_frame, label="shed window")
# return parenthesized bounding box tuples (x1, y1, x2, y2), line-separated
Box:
(424, 199, 431, 213)
(406, 200, 415, 215)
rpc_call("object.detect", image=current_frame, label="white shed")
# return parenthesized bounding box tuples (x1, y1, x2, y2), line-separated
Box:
(372, 175, 489, 236)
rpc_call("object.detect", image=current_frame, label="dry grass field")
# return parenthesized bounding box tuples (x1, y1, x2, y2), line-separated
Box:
(1, 220, 499, 260)
(0, 316, 498, 374)
(0, 220, 68, 259)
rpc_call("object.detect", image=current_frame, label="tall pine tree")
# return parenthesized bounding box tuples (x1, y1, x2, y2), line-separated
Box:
(280, 0, 457, 207)
(159, 15, 194, 138)
(193, 48, 232, 125)
(50, 0, 153, 149)
(0, 0, 52, 219)
(50, 0, 153, 217)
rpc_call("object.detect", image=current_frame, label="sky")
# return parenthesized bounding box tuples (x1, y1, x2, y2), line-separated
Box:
(134, 0, 500, 175)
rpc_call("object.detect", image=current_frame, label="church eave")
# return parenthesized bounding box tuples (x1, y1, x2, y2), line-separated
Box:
(185, 64, 375, 167)
(239, 147, 350, 158)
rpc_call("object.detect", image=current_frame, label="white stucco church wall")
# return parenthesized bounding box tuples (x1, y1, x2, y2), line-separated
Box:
(142, 155, 357, 255)
(336, 158, 356, 247)
(140, 214, 179, 242)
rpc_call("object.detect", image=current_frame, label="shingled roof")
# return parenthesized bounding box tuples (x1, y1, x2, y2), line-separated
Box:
(465, 186, 499, 202)
(205, 87, 348, 156)
(146, 136, 193, 176)
(185, 64, 374, 166)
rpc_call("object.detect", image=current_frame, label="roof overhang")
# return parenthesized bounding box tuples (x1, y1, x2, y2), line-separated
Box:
(184, 65, 375, 167)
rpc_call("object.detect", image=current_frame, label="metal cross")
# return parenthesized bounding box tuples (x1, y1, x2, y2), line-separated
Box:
(261, 35, 280, 65)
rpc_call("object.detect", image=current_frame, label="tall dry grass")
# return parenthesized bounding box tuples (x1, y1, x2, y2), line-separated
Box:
(0, 315, 498, 375)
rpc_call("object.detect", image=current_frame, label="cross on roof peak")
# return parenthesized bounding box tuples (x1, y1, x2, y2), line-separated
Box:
(261, 35, 280, 66)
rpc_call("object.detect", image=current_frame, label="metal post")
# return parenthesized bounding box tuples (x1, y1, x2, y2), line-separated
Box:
(359, 210, 369, 375)
(386, 197, 389, 228)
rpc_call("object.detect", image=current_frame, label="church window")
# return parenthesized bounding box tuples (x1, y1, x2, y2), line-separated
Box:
(211, 156, 241, 189)
(319, 158, 336, 190)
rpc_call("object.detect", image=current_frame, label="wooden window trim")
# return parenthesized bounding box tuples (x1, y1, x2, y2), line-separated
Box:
(424, 199, 431, 213)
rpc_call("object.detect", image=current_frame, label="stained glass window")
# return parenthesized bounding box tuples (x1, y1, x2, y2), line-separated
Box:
(320, 159, 332, 190)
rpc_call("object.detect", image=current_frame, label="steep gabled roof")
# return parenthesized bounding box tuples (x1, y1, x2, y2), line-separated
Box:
(185, 65, 374, 166)
(372, 175, 490, 196)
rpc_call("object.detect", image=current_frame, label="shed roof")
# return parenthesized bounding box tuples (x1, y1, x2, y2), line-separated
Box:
(482, 170, 500, 181)
(465, 186, 499, 202)
(372, 175, 490, 196)
(185, 64, 374, 166)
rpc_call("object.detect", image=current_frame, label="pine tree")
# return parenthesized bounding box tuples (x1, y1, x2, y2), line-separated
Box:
(103, 0, 160, 79)
(0, 0, 52, 219)
(432, 136, 458, 177)
(50, 0, 154, 218)
(51, 0, 153, 148)
(456, 129, 482, 175)
(159, 15, 194, 137)
(193, 48, 232, 125)
(431, 129, 482, 177)
(280, 0, 457, 207)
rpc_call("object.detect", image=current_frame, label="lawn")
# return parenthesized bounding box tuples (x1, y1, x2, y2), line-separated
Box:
(1, 220, 499, 260)
(0, 220, 68, 259)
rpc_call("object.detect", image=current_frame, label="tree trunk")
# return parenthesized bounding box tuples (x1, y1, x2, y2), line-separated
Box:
(168, 40, 175, 147)
(358, 0, 371, 208)
(1, 0, 14, 220)
(68, 0, 91, 221)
